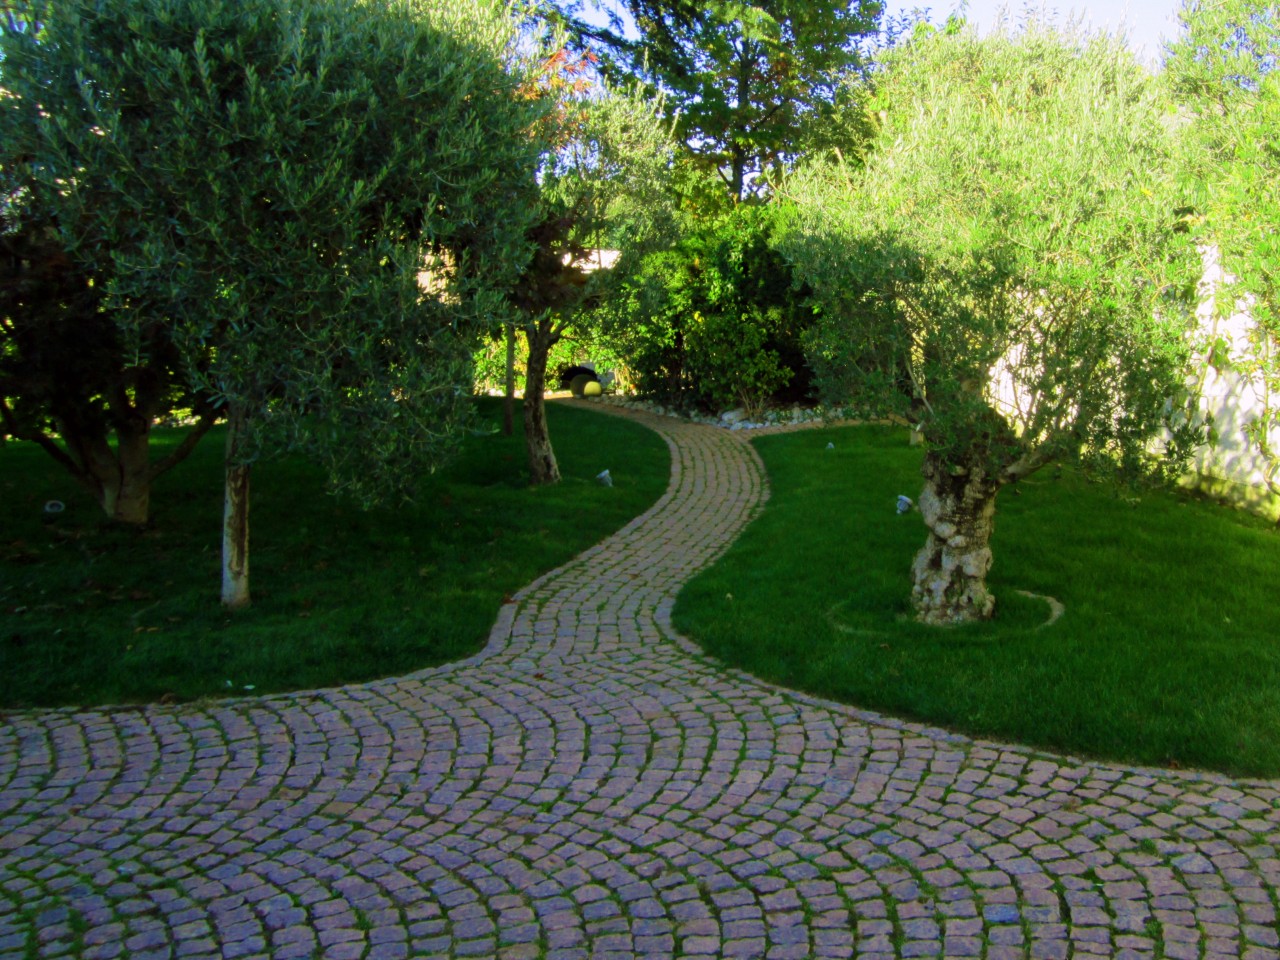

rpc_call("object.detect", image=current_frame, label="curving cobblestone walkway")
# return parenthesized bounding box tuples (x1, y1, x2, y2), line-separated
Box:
(2, 405, 1279, 960)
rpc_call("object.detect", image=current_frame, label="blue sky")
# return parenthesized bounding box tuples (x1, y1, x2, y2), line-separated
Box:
(885, 0, 1188, 67)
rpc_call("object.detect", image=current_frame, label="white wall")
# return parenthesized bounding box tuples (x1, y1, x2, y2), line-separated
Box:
(1187, 247, 1279, 509)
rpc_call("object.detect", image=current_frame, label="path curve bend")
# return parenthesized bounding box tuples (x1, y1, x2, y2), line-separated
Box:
(2, 405, 1278, 960)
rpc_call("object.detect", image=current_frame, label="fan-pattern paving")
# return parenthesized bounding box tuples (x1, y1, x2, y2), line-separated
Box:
(2, 405, 1279, 960)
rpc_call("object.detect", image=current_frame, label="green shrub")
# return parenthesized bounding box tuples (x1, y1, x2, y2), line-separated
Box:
(601, 201, 815, 412)
(685, 309, 790, 419)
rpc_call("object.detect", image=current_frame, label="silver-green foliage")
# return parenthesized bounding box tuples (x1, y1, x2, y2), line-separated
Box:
(782, 24, 1203, 480)
(534, 75, 676, 300)
(1166, 0, 1280, 494)
(1, 0, 544, 503)
(513, 68, 675, 484)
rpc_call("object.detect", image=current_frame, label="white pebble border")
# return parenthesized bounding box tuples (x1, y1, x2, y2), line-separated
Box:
(583, 392, 841, 431)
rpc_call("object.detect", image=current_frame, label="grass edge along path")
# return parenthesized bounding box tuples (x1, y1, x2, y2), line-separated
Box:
(674, 423, 1280, 778)
(0, 398, 669, 710)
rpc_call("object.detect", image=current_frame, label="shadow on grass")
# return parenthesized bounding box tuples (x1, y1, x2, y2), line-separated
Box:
(0, 398, 669, 709)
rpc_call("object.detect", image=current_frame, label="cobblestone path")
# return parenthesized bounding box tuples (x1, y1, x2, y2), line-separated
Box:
(3, 406, 1280, 960)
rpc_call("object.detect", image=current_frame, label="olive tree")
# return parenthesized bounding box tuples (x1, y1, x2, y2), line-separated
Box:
(780, 25, 1203, 624)
(1166, 0, 1280, 495)
(1, 0, 544, 606)
(1, 13, 217, 524)
(0, 213, 218, 523)
(514, 65, 674, 485)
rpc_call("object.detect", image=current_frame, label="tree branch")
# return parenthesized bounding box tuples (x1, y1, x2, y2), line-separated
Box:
(147, 405, 219, 481)
(0, 396, 95, 491)
(1001, 445, 1054, 484)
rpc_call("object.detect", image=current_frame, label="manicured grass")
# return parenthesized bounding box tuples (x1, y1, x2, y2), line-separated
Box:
(674, 424, 1280, 778)
(0, 399, 668, 709)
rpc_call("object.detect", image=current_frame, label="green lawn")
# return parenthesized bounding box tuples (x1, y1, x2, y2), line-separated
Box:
(675, 424, 1280, 778)
(0, 399, 668, 709)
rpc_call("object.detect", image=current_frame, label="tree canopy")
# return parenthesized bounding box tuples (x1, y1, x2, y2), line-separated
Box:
(781, 24, 1203, 623)
(0, 195, 218, 523)
(1, 9, 219, 524)
(512, 48, 676, 484)
(1, 0, 546, 604)
(548, 0, 882, 199)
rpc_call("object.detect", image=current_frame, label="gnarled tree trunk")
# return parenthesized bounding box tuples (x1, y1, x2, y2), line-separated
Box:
(911, 451, 1002, 624)
(105, 418, 153, 523)
(3, 378, 215, 525)
(66, 429, 127, 519)
(522, 321, 561, 486)
(15, 414, 209, 525)
(221, 405, 251, 609)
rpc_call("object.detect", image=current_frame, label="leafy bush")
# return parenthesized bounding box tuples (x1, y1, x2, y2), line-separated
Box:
(684, 307, 790, 418)
(602, 201, 815, 413)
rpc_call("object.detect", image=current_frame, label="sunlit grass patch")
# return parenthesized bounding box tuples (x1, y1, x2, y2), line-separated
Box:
(675, 424, 1280, 778)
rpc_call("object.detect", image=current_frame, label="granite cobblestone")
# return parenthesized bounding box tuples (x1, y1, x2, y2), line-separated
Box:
(2, 404, 1279, 958)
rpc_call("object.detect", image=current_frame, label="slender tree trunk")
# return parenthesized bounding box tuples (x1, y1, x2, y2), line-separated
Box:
(910, 451, 1002, 624)
(221, 405, 251, 609)
(503, 321, 516, 437)
(730, 42, 752, 201)
(522, 326, 561, 486)
(671, 327, 686, 402)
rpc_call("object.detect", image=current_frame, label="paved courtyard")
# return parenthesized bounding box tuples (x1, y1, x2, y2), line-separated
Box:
(2, 406, 1279, 960)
